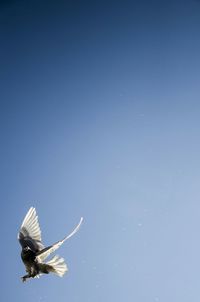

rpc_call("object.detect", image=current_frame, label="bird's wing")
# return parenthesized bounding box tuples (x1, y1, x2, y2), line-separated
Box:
(18, 207, 44, 251)
(36, 217, 83, 262)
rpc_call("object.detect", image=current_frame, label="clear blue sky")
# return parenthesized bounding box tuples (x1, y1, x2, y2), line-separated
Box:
(1, 0, 200, 301)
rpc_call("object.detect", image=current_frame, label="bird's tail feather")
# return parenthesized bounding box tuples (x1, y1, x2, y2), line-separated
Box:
(45, 255, 68, 277)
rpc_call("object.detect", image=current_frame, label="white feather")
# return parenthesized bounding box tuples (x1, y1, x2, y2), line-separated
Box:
(37, 217, 83, 261)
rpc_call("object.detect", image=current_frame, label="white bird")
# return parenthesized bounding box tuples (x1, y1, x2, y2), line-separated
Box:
(18, 207, 83, 282)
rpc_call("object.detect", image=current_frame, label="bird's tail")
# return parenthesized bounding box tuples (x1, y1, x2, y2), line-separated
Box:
(44, 255, 68, 277)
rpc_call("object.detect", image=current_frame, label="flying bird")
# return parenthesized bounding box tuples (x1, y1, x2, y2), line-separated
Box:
(18, 207, 83, 282)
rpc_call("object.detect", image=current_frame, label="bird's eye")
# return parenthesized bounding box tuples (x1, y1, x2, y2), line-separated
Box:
(24, 246, 30, 251)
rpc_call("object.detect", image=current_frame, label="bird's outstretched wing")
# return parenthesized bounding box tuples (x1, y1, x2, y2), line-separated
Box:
(36, 217, 83, 262)
(18, 207, 44, 252)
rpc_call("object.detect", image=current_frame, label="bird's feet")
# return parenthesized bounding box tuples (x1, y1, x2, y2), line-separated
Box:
(21, 275, 29, 282)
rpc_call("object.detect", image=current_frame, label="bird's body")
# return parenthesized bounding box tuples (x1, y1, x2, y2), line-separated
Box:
(21, 248, 39, 281)
(18, 207, 83, 282)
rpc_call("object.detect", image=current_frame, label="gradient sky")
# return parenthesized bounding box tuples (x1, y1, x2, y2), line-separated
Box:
(1, 0, 200, 301)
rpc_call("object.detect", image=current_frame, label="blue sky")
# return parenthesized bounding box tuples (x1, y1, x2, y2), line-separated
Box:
(1, 0, 200, 301)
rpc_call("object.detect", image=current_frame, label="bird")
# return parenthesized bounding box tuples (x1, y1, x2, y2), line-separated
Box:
(18, 207, 83, 282)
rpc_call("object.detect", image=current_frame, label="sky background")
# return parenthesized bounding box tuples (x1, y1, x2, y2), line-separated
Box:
(1, 0, 200, 301)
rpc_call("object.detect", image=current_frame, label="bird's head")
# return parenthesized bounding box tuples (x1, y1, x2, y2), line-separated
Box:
(23, 246, 31, 252)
